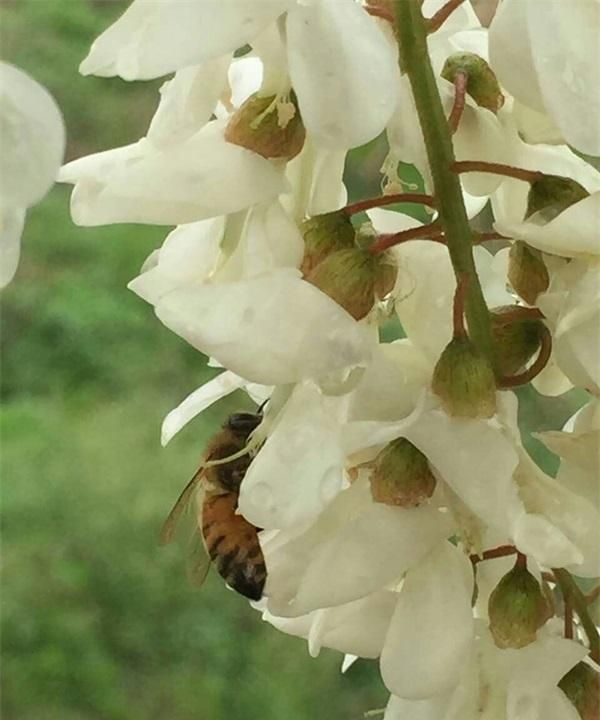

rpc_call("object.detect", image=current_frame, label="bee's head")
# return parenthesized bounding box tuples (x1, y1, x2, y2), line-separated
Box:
(225, 412, 262, 436)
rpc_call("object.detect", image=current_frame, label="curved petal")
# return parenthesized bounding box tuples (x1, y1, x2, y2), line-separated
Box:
(0, 206, 25, 289)
(286, 0, 400, 149)
(60, 121, 287, 226)
(80, 0, 292, 80)
(527, 0, 600, 155)
(381, 542, 474, 699)
(155, 269, 372, 386)
(239, 382, 345, 530)
(0, 62, 65, 208)
(161, 371, 247, 446)
(147, 55, 231, 148)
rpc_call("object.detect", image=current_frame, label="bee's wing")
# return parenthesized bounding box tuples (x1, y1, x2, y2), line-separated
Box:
(159, 466, 205, 545)
(186, 526, 211, 588)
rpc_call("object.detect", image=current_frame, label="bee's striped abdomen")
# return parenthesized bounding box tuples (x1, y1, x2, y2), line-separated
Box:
(201, 492, 266, 601)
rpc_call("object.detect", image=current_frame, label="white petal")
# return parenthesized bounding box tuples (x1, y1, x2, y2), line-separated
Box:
(347, 341, 431, 422)
(288, 503, 454, 615)
(488, 0, 545, 113)
(161, 371, 247, 446)
(128, 218, 224, 304)
(381, 542, 474, 699)
(527, 0, 600, 156)
(239, 382, 345, 530)
(155, 269, 372, 386)
(0, 62, 65, 208)
(286, 0, 400, 149)
(264, 590, 397, 659)
(506, 636, 588, 720)
(147, 56, 231, 148)
(61, 121, 286, 226)
(0, 206, 25, 289)
(216, 201, 303, 280)
(403, 408, 521, 534)
(282, 139, 347, 221)
(513, 513, 584, 569)
(80, 0, 291, 80)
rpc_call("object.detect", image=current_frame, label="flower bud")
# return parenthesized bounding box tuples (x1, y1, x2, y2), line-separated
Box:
(507, 241, 549, 305)
(525, 175, 589, 221)
(490, 305, 546, 376)
(431, 336, 496, 418)
(371, 438, 436, 507)
(225, 92, 305, 160)
(306, 247, 394, 320)
(300, 211, 356, 277)
(559, 662, 600, 720)
(441, 53, 505, 113)
(488, 562, 551, 649)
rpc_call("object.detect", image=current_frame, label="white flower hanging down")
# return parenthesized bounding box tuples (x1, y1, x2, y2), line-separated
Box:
(62, 1, 600, 718)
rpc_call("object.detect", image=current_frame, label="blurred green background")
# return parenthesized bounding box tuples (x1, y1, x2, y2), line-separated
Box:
(0, 2, 587, 720)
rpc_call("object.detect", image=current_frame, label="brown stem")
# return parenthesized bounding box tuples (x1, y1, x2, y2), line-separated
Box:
(369, 221, 443, 254)
(553, 567, 600, 663)
(564, 593, 574, 640)
(474, 231, 511, 244)
(515, 552, 528, 570)
(492, 306, 545, 325)
(498, 325, 552, 388)
(453, 273, 468, 338)
(343, 192, 436, 217)
(365, 4, 394, 24)
(452, 161, 543, 184)
(427, 0, 466, 33)
(448, 71, 467, 134)
(470, 544, 517, 565)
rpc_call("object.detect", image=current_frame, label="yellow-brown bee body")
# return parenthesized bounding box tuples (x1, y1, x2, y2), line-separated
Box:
(161, 412, 267, 601)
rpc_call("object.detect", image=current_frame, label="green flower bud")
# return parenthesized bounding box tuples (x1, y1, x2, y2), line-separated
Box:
(525, 175, 590, 221)
(490, 305, 546, 376)
(371, 438, 436, 507)
(225, 92, 305, 160)
(306, 247, 391, 320)
(559, 662, 600, 720)
(488, 562, 551, 649)
(441, 52, 505, 113)
(508, 241, 549, 305)
(300, 211, 356, 277)
(431, 336, 497, 418)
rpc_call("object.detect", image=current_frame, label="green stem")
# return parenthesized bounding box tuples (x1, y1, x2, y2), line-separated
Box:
(553, 568, 600, 663)
(392, 0, 496, 372)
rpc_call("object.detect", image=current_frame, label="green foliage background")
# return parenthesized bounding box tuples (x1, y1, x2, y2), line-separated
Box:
(0, 2, 587, 719)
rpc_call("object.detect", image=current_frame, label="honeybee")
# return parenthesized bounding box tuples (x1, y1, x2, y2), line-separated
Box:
(160, 412, 267, 601)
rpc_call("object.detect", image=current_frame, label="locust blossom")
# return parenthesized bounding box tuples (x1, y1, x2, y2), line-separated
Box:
(63, 0, 600, 718)
(0, 63, 65, 288)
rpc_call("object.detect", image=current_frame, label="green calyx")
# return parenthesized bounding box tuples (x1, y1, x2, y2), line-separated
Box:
(488, 563, 551, 649)
(490, 305, 546, 376)
(559, 662, 600, 720)
(371, 438, 436, 508)
(306, 247, 397, 320)
(441, 52, 504, 113)
(224, 92, 305, 160)
(300, 211, 356, 277)
(508, 241, 549, 305)
(525, 175, 590, 221)
(432, 336, 496, 418)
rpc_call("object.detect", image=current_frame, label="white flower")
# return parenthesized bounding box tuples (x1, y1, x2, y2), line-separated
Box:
(489, 0, 600, 155)
(59, 121, 287, 226)
(0, 62, 65, 288)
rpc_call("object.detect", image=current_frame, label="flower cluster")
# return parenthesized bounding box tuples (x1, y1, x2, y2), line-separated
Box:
(61, 1, 599, 718)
